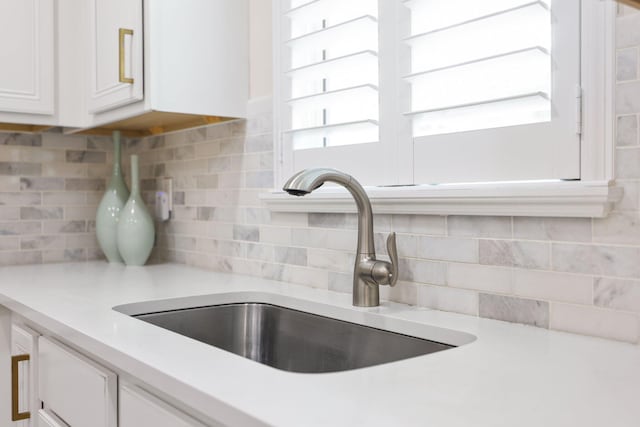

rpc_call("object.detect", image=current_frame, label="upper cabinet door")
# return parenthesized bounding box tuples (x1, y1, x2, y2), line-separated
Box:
(0, 0, 54, 115)
(88, 0, 143, 113)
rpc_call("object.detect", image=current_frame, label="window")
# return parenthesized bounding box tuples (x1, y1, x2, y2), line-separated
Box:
(276, 0, 395, 184)
(406, 0, 581, 183)
(270, 0, 617, 217)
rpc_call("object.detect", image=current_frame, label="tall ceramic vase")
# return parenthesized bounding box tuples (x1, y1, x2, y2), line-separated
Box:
(117, 155, 155, 266)
(96, 131, 130, 263)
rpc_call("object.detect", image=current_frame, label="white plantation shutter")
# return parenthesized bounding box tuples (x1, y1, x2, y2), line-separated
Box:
(405, 0, 581, 183)
(277, 0, 396, 186)
(275, 0, 583, 189)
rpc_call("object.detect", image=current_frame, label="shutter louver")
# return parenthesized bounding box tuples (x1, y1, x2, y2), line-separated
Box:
(404, 0, 552, 137)
(284, 0, 379, 149)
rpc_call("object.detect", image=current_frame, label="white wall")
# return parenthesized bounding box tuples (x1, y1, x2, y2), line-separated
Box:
(249, 0, 273, 98)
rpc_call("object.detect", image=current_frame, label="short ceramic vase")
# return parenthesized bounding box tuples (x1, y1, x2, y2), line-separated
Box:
(96, 131, 130, 263)
(117, 155, 155, 266)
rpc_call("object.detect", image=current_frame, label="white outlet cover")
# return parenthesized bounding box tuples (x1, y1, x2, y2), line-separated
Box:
(155, 191, 170, 221)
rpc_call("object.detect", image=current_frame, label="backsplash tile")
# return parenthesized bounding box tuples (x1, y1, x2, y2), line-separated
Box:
(0, 133, 42, 147)
(616, 115, 638, 146)
(616, 81, 640, 114)
(550, 302, 639, 343)
(273, 245, 307, 266)
(513, 217, 592, 242)
(0, 132, 109, 263)
(418, 236, 478, 263)
(0, 162, 41, 176)
(0, 251, 42, 267)
(617, 7, 640, 47)
(398, 258, 446, 285)
(419, 285, 479, 317)
(479, 294, 549, 328)
(447, 216, 511, 238)
(479, 239, 550, 270)
(592, 212, 640, 244)
(616, 48, 638, 81)
(447, 263, 512, 294)
(392, 214, 446, 235)
(594, 277, 640, 312)
(307, 248, 354, 273)
(552, 243, 640, 278)
(512, 269, 593, 306)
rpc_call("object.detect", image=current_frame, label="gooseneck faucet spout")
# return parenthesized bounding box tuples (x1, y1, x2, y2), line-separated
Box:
(283, 168, 399, 307)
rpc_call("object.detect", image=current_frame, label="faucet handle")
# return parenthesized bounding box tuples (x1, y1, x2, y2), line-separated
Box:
(386, 232, 398, 287)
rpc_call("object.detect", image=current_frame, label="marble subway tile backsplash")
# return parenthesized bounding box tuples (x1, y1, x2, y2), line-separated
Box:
(479, 239, 550, 270)
(479, 294, 550, 328)
(0, 132, 109, 265)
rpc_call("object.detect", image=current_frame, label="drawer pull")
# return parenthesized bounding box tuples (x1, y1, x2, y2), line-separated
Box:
(119, 28, 134, 84)
(11, 354, 30, 421)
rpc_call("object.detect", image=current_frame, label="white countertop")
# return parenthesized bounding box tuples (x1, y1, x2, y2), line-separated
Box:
(0, 262, 639, 427)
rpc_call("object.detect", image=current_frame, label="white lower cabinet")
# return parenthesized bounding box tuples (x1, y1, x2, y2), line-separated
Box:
(7, 320, 217, 427)
(11, 324, 40, 426)
(38, 337, 117, 427)
(120, 383, 207, 427)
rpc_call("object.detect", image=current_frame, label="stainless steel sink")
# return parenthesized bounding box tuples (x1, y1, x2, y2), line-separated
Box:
(132, 302, 455, 373)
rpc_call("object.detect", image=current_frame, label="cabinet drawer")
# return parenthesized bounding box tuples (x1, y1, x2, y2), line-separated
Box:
(120, 383, 208, 427)
(38, 337, 117, 427)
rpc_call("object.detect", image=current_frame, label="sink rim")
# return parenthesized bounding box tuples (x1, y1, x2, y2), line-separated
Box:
(132, 301, 458, 373)
(113, 291, 477, 349)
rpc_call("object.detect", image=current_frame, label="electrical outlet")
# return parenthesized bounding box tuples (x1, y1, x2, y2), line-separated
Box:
(159, 177, 173, 212)
(155, 177, 173, 221)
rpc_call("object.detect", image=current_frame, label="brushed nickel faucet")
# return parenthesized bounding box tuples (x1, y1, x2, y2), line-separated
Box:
(283, 168, 399, 307)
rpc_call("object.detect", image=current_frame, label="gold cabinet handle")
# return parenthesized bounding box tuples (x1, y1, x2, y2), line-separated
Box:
(11, 354, 30, 421)
(119, 28, 134, 84)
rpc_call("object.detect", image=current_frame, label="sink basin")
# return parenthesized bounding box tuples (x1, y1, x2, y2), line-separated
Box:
(132, 302, 455, 373)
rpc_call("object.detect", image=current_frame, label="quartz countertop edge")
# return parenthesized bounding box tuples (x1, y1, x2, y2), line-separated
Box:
(0, 262, 638, 427)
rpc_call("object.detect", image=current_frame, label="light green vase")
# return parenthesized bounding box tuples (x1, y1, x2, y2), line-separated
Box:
(117, 155, 155, 266)
(96, 131, 130, 263)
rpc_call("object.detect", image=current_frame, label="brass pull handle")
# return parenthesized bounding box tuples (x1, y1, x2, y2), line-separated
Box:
(11, 354, 30, 421)
(119, 28, 134, 84)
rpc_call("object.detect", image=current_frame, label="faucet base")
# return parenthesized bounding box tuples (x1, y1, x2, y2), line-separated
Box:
(352, 277, 380, 307)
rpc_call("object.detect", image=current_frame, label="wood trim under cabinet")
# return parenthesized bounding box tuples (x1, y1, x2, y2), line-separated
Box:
(618, 0, 640, 8)
(73, 111, 238, 137)
(0, 123, 54, 133)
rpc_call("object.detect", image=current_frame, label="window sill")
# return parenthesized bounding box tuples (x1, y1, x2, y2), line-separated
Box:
(261, 180, 622, 218)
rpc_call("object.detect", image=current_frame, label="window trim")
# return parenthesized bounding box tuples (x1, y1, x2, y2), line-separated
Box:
(262, 180, 621, 218)
(268, 0, 619, 218)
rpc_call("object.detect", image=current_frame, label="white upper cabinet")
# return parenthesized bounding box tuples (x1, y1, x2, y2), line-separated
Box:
(0, 0, 248, 135)
(0, 0, 54, 116)
(87, 0, 144, 113)
(81, 0, 249, 136)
